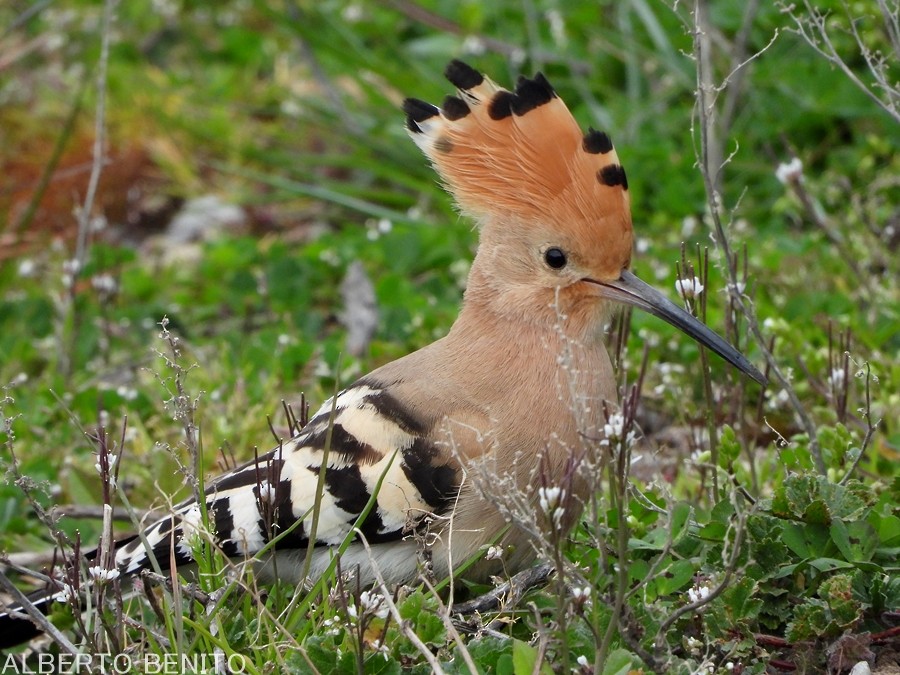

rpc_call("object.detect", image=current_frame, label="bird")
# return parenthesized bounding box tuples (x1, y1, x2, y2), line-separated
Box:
(0, 59, 765, 649)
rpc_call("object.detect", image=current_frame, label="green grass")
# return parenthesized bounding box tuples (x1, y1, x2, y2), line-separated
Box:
(1, 1, 898, 673)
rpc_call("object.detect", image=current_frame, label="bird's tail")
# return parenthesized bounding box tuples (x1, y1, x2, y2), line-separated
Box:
(0, 586, 57, 650)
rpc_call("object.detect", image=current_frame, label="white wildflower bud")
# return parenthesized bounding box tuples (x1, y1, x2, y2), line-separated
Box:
(571, 586, 591, 601)
(728, 280, 746, 296)
(775, 157, 803, 184)
(485, 545, 503, 561)
(52, 584, 74, 604)
(602, 411, 636, 448)
(116, 385, 138, 400)
(356, 590, 389, 620)
(88, 566, 120, 582)
(830, 368, 846, 389)
(538, 486, 566, 527)
(17, 259, 36, 278)
(674, 276, 705, 299)
(462, 35, 487, 56)
(91, 274, 118, 295)
(341, 3, 363, 22)
(687, 583, 712, 604)
(603, 412, 625, 441)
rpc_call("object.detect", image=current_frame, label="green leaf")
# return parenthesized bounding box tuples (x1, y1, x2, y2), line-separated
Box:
(808, 558, 854, 572)
(602, 649, 639, 675)
(670, 501, 692, 542)
(512, 639, 548, 675)
(414, 611, 446, 646)
(781, 522, 811, 557)
(398, 592, 423, 621)
(830, 519, 855, 561)
(465, 638, 512, 673)
(877, 514, 900, 545)
(718, 425, 741, 468)
(656, 558, 695, 597)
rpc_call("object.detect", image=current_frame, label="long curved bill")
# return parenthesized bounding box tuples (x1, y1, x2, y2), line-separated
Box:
(592, 269, 767, 386)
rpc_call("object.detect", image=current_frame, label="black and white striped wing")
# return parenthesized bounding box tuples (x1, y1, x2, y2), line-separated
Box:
(114, 383, 461, 576)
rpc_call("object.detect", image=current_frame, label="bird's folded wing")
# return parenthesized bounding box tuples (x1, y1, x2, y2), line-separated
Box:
(115, 380, 462, 576)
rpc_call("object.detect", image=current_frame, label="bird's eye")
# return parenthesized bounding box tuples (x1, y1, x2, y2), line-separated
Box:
(544, 247, 567, 270)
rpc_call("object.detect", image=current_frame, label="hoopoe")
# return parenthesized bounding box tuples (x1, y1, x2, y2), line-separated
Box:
(0, 59, 765, 649)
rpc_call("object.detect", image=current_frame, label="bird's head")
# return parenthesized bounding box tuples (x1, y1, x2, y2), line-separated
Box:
(404, 60, 765, 385)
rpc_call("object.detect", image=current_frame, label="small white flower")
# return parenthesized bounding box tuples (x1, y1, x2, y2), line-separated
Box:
(603, 412, 625, 441)
(725, 662, 735, 671)
(341, 3, 363, 21)
(277, 333, 292, 346)
(17, 259, 36, 278)
(575, 655, 589, 668)
(830, 368, 846, 389)
(62, 258, 81, 276)
(52, 584, 74, 604)
(318, 249, 340, 266)
(91, 274, 117, 295)
(88, 566, 120, 582)
(377, 218, 392, 234)
(116, 385, 138, 401)
(538, 486, 565, 526)
(280, 98, 302, 117)
(95, 452, 116, 475)
(675, 276, 705, 299)
(461, 35, 486, 55)
(685, 635, 703, 656)
(571, 586, 591, 600)
(371, 638, 390, 660)
(775, 157, 803, 184)
(356, 590, 389, 619)
(601, 411, 636, 448)
(687, 583, 712, 604)
(485, 545, 503, 561)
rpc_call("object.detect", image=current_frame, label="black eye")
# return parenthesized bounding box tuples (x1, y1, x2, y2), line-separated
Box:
(544, 247, 567, 270)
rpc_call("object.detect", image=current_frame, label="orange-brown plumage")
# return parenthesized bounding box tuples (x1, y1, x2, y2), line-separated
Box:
(403, 59, 633, 286)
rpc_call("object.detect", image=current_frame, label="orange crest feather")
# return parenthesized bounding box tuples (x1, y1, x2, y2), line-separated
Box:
(403, 60, 631, 241)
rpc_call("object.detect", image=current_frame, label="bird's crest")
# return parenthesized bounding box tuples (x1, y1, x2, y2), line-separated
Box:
(403, 59, 631, 242)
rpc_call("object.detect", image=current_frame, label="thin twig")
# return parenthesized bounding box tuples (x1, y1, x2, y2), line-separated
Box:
(450, 563, 555, 616)
(75, 0, 118, 268)
(692, 0, 824, 473)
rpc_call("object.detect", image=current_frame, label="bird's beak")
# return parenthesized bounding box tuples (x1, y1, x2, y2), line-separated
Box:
(591, 269, 767, 386)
